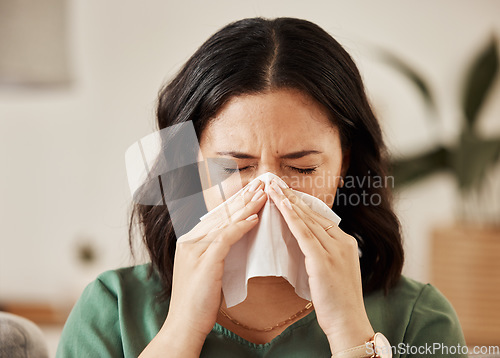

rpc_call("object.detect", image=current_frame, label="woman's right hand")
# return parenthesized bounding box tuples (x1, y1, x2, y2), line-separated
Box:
(140, 179, 267, 357)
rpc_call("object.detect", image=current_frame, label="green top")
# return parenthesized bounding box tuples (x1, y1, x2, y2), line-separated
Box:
(56, 264, 467, 358)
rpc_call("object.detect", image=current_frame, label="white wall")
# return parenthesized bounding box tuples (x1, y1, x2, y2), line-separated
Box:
(1, 0, 499, 303)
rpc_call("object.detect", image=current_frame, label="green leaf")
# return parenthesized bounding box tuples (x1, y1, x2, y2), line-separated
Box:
(463, 38, 499, 129)
(452, 134, 500, 191)
(378, 50, 436, 112)
(391, 147, 449, 188)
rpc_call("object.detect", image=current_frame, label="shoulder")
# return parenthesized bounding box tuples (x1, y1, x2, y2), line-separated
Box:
(92, 263, 162, 296)
(393, 276, 465, 335)
(79, 263, 168, 322)
(365, 274, 456, 311)
(388, 275, 460, 323)
(57, 263, 168, 357)
(364, 275, 440, 315)
(364, 275, 467, 355)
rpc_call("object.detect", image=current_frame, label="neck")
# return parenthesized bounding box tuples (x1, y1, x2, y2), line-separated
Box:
(220, 276, 309, 315)
(217, 276, 312, 337)
(242, 276, 300, 305)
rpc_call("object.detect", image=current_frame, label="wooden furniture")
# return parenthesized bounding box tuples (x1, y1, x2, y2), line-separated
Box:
(432, 224, 500, 346)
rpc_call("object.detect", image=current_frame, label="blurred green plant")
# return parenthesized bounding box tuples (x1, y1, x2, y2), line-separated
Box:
(75, 239, 98, 267)
(385, 38, 500, 201)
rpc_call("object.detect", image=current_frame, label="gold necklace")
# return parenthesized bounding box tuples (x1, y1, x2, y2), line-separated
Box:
(219, 301, 313, 332)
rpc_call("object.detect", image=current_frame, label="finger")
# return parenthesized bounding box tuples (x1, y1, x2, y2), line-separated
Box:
(270, 181, 354, 252)
(269, 182, 333, 252)
(202, 214, 260, 261)
(290, 202, 337, 252)
(271, 179, 349, 247)
(202, 179, 263, 222)
(180, 180, 264, 243)
(178, 207, 261, 255)
(267, 183, 322, 257)
(202, 180, 264, 228)
(179, 189, 267, 247)
(205, 188, 267, 234)
(284, 196, 360, 253)
(271, 178, 335, 233)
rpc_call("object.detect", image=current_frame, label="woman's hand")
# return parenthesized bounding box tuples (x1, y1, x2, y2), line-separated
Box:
(141, 180, 267, 358)
(268, 179, 374, 354)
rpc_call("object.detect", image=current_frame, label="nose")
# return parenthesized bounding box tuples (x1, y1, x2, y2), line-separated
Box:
(253, 164, 291, 188)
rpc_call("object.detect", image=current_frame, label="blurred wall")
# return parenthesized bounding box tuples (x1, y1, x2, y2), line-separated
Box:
(1, 0, 499, 304)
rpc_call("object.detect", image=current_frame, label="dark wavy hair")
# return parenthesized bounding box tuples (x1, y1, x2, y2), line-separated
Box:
(129, 17, 404, 299)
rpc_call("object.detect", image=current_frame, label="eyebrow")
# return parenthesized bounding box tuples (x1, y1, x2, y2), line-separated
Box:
(215, 150, 323, 159)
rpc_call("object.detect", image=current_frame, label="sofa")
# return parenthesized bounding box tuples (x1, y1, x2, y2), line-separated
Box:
(0, 311, 49, 358)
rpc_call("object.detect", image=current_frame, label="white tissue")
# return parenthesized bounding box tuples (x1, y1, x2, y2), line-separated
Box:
(199, 172, 342, 308)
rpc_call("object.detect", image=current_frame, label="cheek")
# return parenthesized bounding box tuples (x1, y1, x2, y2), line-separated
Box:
(317, 190, 337, 209)
(301, 180, 338, 208)
(197, 148, 248, 211)
(287, 168, 342, 208)
(200, 174, 247, 211)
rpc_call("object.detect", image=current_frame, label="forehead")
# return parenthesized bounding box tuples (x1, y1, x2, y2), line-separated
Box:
(200, 89, 338, 148)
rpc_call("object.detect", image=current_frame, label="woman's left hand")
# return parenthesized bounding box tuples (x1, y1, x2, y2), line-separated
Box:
(268, 179, 374, 354)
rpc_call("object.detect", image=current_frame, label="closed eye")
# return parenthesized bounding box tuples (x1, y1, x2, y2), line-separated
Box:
(222, 166, 317, 174)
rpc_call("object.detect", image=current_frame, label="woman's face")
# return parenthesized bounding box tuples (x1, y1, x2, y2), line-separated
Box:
(197, 88, 348, 211)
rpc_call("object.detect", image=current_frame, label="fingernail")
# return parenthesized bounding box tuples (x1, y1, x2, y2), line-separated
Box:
(282, 197, 293, 210)
(272, 178, 289, 189)
(248, 180, 261, 192)
(271, 181, 284, 196)
(251, 188, 265, 201)
(246, 213, 258, 221)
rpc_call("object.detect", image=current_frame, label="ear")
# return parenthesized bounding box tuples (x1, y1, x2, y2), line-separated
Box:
(341, 148, 350, 177)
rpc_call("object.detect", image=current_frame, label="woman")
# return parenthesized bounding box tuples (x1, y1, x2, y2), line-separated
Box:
(57, 17, 467, 357)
